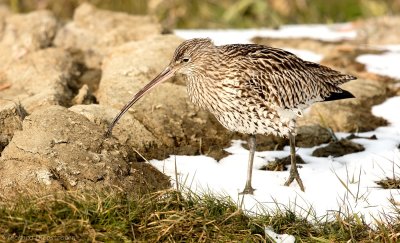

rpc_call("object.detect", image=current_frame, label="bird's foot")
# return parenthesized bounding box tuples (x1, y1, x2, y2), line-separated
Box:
(239, 184, 255, 195)
(284, 165, 305, 192)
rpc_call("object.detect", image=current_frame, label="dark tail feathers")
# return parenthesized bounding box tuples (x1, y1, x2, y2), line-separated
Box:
(323, 89, 354, 102)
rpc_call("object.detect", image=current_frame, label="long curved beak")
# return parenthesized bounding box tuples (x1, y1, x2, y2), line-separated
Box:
(106, 66, 176, 137)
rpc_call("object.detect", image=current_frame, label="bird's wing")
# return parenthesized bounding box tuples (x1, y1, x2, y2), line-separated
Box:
(237, 46, 355, 109)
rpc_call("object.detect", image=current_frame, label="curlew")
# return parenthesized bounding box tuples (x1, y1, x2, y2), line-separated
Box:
(106, 38, 356, 194)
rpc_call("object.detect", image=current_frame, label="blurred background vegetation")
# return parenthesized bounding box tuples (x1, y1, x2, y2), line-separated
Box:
(2, 0, 400, 28)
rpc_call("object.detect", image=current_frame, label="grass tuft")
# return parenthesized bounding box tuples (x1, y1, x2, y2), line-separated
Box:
(0, 189, 399, 242)
(376, 177, 400, 189)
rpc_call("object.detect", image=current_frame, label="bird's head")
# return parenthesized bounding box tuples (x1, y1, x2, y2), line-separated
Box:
(169, 38, 216, 76)
(106, 38, 216, 136)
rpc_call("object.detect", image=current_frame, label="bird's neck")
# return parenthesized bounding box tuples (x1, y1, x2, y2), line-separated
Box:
(185, 50, 229, 110)
(185, 72, 218, 110)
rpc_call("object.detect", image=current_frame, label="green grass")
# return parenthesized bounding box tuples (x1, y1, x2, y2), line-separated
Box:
(0, 189, 399, 242)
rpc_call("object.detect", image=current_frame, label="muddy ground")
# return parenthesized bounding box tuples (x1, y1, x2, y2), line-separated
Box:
(0, 3, 399, 198)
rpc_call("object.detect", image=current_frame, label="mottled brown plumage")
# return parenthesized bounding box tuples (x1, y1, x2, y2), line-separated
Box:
(107, 38, 356, 194)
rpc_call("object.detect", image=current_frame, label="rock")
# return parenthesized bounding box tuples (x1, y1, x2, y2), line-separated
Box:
(260, 155, 305, 171)
(0, 10, 57, 66)
(0, 100, 26, 154)
(298, 78, 392, 132)
(312, 139, 364, 157)
(79, 68, 102, 93)
(129, 162, 172, 193)
(320, 45, 376, 75)
(241, 134, 286, 151)
(355, 16, 400, 45)
(72, 84, 96, 105)
(345, 133, 377, 140)
(0, 5, 11, 40)
(0, 106, 169, 196)
(54, 3, 161, 68)
(97, 34, 234, 160)
(0, 48, 76, 113)
(0, 134, 8, 154)
(69, 104, 163, 160)
(295, 125, 333, 148)
(97, 34, 184, 100)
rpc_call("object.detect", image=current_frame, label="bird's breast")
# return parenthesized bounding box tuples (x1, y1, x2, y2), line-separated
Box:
(185, 76, 297, 136)
(186, 76, 237, 110)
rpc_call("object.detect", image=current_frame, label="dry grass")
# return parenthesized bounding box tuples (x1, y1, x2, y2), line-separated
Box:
(0, 188, 399, 242)
(377, 177, 400, 189)
(0, 189, 265, 242)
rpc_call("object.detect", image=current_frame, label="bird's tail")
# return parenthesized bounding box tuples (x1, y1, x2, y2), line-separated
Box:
(323, 89, 354, 102)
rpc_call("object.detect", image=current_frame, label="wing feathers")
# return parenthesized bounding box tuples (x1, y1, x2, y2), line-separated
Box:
(222, 44, 357, 108)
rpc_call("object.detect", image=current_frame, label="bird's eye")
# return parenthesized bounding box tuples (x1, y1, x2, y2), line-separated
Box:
(182, 57, 190, 63)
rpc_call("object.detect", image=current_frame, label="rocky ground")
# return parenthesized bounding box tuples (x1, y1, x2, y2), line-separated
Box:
(0, 3, 399, 198)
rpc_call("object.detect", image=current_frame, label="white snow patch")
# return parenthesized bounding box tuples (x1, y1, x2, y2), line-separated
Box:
(35, 169, 52, 185)
(372, 96, 400, 124)
(356, 47, 400, 79)
(174, 24, 356, 45)
(265, 227, 296, 243)
(375, 44, 400, 52)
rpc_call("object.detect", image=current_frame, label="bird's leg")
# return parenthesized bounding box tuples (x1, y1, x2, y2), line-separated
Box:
(284, 133, 305, 191)
(240, 134, 256, 195)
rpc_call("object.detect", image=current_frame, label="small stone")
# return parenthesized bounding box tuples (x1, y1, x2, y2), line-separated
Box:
(346, 133, 377, 140)
(260, 155, 305, 171)
(35, 169, 53, 185)
(312, 139, 364, 157)
(72, 84, 96, 105)
(296, 125, 333, 148)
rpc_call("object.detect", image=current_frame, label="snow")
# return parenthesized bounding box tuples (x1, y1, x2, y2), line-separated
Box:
(149, 27, 400, 230)
(174, 24, 356, 45)
(265, 227, 296, 243)
(356, 48, 400, 79)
